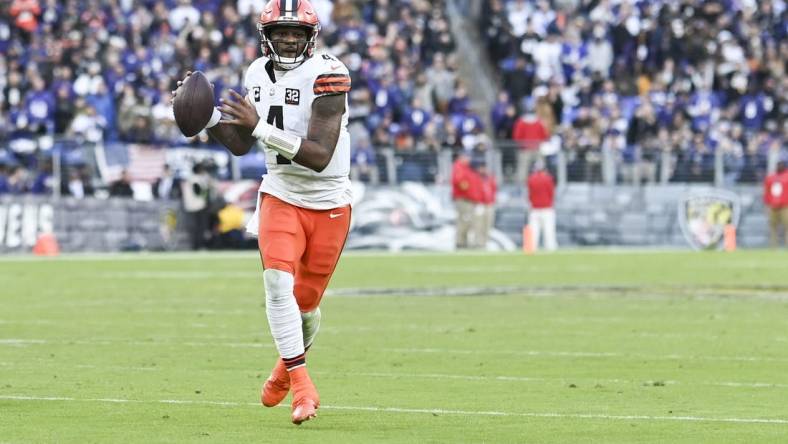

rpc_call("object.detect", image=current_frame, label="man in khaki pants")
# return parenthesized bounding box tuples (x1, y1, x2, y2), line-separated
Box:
(764, 161, 788, 247)
(452, 151, 479, 249)
(472, 159, 497, 249)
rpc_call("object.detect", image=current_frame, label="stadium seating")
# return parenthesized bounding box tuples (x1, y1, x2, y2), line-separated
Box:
(0, 0, 784, 194)
(1, 0, 474, 191)
(480, 0, 785, 184)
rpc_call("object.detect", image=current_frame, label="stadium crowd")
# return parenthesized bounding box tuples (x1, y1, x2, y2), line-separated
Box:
(1, 0, 785, 195)
(0, 0, 482, 193)
(481, 0, 786, 184)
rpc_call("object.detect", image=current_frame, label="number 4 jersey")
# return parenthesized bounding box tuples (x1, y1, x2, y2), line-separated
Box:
(243, 52, 353, 214)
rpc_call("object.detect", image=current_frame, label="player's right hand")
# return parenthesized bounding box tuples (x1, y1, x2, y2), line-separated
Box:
(171, 71, 215, 101)
(171, 71, 192, 100)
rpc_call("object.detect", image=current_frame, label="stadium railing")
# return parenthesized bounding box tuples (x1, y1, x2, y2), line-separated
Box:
(2, 136, 781, 195)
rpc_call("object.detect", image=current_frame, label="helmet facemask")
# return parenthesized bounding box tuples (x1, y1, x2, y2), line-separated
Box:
(258, 23, 319, 70)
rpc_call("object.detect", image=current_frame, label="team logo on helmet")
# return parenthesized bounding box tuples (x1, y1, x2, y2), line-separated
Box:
(258, 0, 320, 70)
(678, 188, 741, 250)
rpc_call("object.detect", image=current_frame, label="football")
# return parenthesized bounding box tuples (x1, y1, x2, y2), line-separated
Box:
(173, 71, 215, 137)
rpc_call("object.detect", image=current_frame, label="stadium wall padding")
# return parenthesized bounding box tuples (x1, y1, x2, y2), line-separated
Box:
(0, 196, 184, 253)
(0, 184, 771, 253)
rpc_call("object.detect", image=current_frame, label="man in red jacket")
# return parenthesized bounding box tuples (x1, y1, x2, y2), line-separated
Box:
(452, 151, 477, 249)
(527, 161, 557, 251)
(473, 159, 497, 249)
(764, 161, 788, 247)
(9, 0, 41, 34)
(512, 100, 549, 184)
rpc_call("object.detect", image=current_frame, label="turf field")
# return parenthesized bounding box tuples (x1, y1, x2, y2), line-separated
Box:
(1, 250, 787, 443)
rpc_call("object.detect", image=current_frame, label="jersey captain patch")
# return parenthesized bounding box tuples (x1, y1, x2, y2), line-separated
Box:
(313, 74, 351, 96)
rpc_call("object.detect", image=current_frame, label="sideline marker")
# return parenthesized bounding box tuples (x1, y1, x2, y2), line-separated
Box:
(523, 225, 535, 254)
(723, 224, 736, 252)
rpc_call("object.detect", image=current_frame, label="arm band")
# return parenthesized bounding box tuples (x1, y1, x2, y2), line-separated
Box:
(252, 119, 302, 160)
(205, 107, 221, 129)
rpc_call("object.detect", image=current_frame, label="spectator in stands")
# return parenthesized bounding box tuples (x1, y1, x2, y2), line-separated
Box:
(485, 0, 784, 185)
(0, 165, 10, 194)
(764, 161, 788, 247)
(512, 99, 549, 183)
(108, 169, 134, 198)
(181, 162, 214, 250)
(534, 95, 556, 136)
(5, 165, 28, 194)
(2, 0, 467, 191)
(426, 53, 456, 114)
(685, 132, 715, 183)
(490, 91, 517, 140)
(168, 0, 200, 31)
(502, 56, 534, 108)
(3, 0, 780, 194)
(153, 164, 182, 200)
(9, 0, 41, 42)
(350, 134, 378, 184)
(53, 86, 77, 136)
(527, 160, 556, 252)
(61, 166, 95, 199)
(587, 26, 613, 79)
(626, 101, 659, 184)
(29, 158, 53, 195)
(24, 76, 54, 136)
(68, 101, 106, 144)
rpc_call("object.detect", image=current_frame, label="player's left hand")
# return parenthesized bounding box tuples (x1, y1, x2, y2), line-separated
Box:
(219, 90, 260, 129)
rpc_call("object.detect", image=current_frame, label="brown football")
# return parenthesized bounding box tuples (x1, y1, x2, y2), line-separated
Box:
(173, 71, 215, 137)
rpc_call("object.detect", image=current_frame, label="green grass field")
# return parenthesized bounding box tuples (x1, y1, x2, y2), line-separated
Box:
(1, 250, 787, 443)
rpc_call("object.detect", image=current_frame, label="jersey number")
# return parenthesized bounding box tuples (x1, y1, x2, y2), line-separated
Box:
(267, 105, 290, 165)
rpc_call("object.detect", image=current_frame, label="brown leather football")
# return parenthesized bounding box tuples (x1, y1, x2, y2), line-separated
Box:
(173, 71, 215, 137)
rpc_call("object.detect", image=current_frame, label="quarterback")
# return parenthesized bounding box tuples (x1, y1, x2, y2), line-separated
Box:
(174, 0, 351, 425)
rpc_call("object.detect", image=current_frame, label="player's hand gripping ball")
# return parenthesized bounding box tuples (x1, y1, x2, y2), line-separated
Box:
(172, 71, 215, 137)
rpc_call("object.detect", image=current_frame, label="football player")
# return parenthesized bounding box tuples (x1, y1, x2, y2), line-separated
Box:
(173, 0, 352, 425)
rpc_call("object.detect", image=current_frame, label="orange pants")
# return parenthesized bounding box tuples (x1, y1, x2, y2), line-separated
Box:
(258, 194, 351, 312)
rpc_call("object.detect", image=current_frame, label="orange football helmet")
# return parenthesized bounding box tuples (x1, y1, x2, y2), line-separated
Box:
(258, 0, 321, 69)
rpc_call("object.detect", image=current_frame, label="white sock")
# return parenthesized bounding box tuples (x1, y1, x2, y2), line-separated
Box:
(263, 269, 304, 360)
(301, 308, 321, 350)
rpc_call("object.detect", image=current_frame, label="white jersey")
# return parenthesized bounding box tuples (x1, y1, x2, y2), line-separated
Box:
(244, 52, 353, 211)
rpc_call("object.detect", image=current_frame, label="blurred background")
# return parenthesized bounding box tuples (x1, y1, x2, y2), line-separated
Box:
(0, 0, 785, 253)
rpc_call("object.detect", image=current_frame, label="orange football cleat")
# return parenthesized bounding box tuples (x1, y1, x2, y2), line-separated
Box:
(260, 358, 290, 407)
(289, 367, 319, 425)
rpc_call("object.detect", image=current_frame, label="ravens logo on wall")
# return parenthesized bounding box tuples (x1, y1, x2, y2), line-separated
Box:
(678, 189, 741, 251)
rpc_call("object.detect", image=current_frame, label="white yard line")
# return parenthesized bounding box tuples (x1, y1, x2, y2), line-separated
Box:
(0, 319, 775, 342)
(2, 338, 785, 363)
(0, 395, 785, 425)
(0, 338, 271, 348)
(0, 251, 524, 262)
(0, 339, 47, 345)
(73, 364, 158, 372)
(325, 371, 788, 389)
(383, 347, 788, 363)
(94, 271, 262, 280)
(0, 251, 260, 262)
(2, 362, 786, 390)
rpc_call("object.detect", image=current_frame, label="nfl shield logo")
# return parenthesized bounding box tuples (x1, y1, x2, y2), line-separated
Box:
(678, 189, 741, 250)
